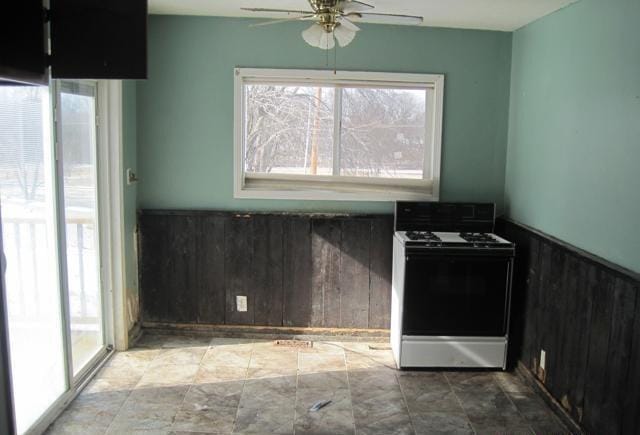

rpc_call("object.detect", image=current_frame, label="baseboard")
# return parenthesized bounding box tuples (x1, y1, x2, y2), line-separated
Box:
(516, 361, 584, 435)
(141, 321, 390, 342)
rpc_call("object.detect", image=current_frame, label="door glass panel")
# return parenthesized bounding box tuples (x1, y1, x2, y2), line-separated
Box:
(58, 82, 104, 375)
(0, 86, 67, 433)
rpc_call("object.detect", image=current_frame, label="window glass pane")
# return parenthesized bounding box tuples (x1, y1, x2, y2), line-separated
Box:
(59, 83, 104, 375)
(244, 84, 334, 176)
(0, 86, 66, 434)
(340, 87, 426, 179)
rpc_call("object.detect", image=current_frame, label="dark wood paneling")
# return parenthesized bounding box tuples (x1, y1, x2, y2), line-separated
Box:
(252, 215, 284, 326)
(339, 219, 371, 329)
(197, 215, 226, 323)
(599, 278, 637, 435)
(139, 210, 394, 330)
(311, 218, 342, 327)
(165, 215, 198, 322)
(282, 216, 313, 327)
(368, 217, 393, 329)
(566, 259, 592, 424)
(582, 269, 614, 432)
(622, 293, 640, 434)
(224, 216, 254, 325)
(139, 214, 169, 322)
(497, 219, 640, 434)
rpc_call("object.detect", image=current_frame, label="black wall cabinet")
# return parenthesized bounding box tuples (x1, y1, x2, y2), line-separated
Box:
(50, 0, 147, 79)
(0, 0, 147, 84)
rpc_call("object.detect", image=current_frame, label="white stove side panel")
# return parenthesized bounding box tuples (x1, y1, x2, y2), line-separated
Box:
(390, 236, 405, 369)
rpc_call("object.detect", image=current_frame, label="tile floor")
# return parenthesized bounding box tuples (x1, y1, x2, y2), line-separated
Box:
(46, 334, 568, 435)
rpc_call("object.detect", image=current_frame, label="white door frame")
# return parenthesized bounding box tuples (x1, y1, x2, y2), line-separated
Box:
(97, 80, 128, 352)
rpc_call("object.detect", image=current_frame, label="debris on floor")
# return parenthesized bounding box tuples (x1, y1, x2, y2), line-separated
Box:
(309, 399, 332, 412)
(274, 339, 313, 348)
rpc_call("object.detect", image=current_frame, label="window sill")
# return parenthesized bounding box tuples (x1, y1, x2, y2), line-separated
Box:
(234, 184, 439, 202)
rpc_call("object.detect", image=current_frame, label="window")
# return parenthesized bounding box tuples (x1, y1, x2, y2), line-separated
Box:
(234, 68, 444, 201)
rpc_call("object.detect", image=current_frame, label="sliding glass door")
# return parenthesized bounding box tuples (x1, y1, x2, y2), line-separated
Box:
(0, 85, 67, 435)
(57, 81, 105, 376)
(0, 80, 110, 434)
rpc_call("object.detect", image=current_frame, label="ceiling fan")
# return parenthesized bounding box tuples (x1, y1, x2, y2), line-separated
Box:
(241, 0, 423, 50)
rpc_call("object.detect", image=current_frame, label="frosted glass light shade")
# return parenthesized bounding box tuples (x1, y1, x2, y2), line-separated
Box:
(333, 24, 356, 47)
(302, 23, 335, 50)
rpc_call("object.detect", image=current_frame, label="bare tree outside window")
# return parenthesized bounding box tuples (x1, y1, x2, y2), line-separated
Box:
(244, 85, 426, 180)
(341, 88, 425, 179)
(245, 85, 334, 176)
(236, 69, 444, 201)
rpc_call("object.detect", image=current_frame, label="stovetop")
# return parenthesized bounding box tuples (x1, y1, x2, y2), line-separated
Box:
(397, 230, 513, 248)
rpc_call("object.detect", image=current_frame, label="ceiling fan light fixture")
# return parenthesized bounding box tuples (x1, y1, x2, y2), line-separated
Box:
(247, 1, 423, 51)
(320, 30, 336, 50)
(333, 24, 356, 47)
(302, 23, 335, 50)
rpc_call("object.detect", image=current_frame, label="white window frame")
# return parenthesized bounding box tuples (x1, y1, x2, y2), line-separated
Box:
(234, 68, 444, 202)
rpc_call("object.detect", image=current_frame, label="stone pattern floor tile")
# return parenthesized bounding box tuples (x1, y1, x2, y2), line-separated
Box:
(46, 333, 569, 435)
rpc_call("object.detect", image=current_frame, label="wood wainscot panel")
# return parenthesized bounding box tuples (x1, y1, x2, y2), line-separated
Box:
(310, 218, 342, 327)
(139, 210, 394, 331)
(252, 215, 285, 326)
(496, 218, 640, 434)
(197, 214, 226, 323)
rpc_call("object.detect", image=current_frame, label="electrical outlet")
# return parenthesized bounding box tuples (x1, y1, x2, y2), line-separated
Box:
(236, 295, 247, 312)
(540, 349, 546, 371)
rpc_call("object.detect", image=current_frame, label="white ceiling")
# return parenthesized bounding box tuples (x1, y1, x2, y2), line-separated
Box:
(148, 0, 579, 32)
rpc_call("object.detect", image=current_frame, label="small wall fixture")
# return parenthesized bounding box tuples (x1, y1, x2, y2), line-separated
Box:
(126, 168, 138, 185)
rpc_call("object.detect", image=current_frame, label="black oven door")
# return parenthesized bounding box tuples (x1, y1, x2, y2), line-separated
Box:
(402, 251, 512, 337)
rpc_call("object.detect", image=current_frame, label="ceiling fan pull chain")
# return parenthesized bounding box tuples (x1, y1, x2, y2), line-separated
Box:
(326, 40, 329, 67)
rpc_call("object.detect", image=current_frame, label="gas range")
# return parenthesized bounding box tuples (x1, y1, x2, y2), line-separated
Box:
(390, 202, 516, 369)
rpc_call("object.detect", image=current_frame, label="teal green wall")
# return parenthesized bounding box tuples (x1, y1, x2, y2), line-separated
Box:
(122, 80, 139, 331)
(136, 16, 512, 214)
(505, 0, 640, 273)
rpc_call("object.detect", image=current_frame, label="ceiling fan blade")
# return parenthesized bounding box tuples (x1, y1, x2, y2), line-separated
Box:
(337, 17, 360, 32)
(241, 7, 315, 15)
(339, 0, 374, 13)
(347, 12, 423, 25)
(250, 15, 315, 27)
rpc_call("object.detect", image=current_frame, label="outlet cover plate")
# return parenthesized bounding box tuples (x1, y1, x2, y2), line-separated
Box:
(236, 295, 247, 312)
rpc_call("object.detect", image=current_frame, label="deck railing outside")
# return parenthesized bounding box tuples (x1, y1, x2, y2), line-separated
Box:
(2, 216, 99, 327)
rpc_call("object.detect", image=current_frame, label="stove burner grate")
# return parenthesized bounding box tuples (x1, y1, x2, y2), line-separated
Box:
(405, 231, 441, 242)
(459, 232, 498, 244)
